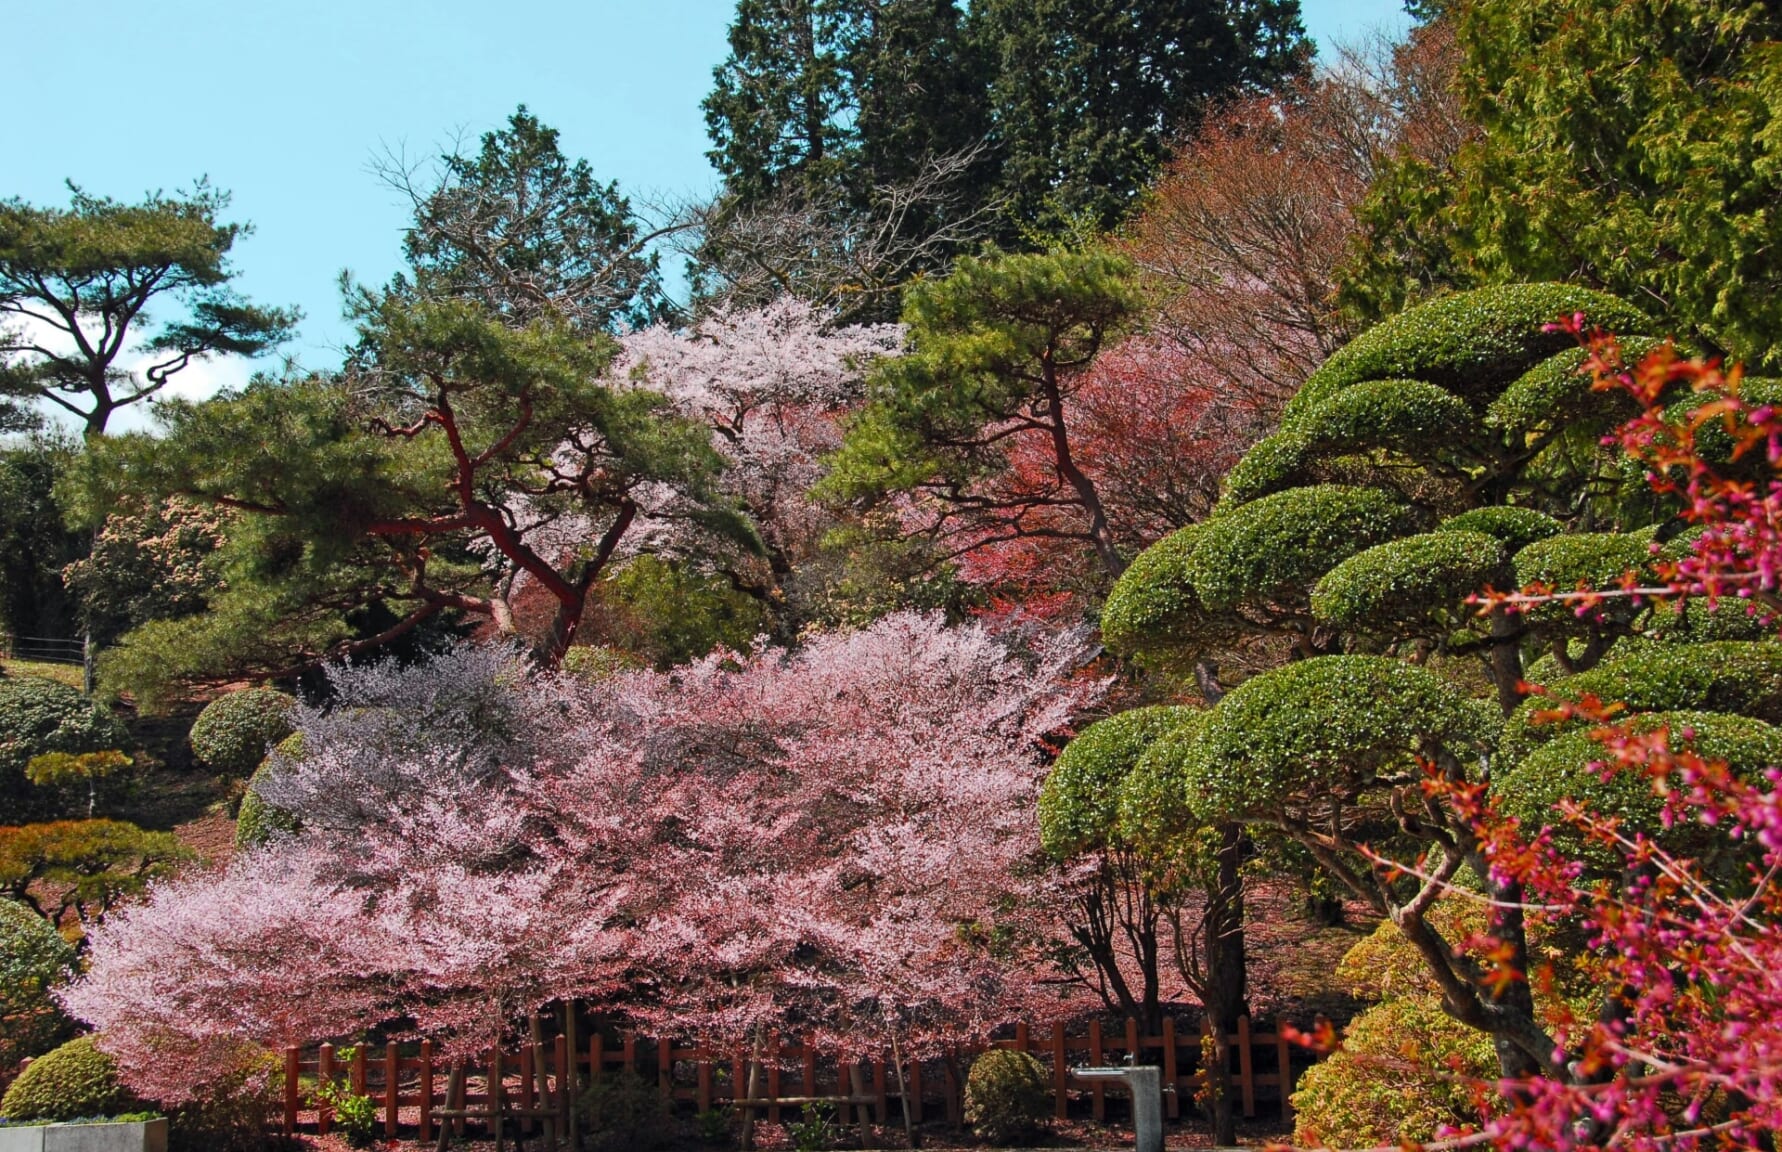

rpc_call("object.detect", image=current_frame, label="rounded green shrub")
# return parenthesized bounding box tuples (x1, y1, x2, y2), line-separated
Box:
(1119, 713, 1213, 851)
(1223, 380, 1482, 507)
(1512, 530, 1656, 595)
(1182, 657, 1499, 822)
(0, 899, 77, 1072)
(1101, 525, 1236, 671)
(1499, 641, 1782, 762)
(0, 678, 132, 820)
(0, 1036, 138, 1122)
(1486, 339, 1662, 437)
(1437, 507, 1564, 556)
(1290, 994, 1494, 1147)
(1040, 706, 1199, 857)
(1498, 712, 1782, 870)
(189, 687, 296, 777)
(1284, 284, 1651, 421)
(1311, 531, 1508, 634)
(234, 733, 304, 849)
(578, 1068, 669, 1152)
(963, 1049, 1050, 1145)
(1189, 485, 1422, 613)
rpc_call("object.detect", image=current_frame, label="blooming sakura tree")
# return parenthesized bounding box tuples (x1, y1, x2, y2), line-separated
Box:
(613, 298, 903, 602)
(64, 613, 1103, 1104)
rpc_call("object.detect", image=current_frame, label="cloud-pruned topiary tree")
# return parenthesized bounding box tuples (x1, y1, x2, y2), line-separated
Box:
(1085, 282, 1782, 1103)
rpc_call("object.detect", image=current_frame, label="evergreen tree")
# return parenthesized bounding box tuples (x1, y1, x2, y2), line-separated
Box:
(1339, 0, 1782, 370)
(979, 0, 1310, 231)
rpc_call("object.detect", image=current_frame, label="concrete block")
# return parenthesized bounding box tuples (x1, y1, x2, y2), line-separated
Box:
(0, 1125, 46, 1152)
(42, 1119, 166, 1152)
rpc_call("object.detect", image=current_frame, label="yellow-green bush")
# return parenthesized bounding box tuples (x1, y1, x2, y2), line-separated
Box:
(0, 1036, 138, 1122)
(963, 1049, 1050, 1145)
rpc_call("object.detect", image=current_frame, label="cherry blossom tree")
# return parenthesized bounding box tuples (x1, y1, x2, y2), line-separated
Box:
(611, 298, 902, 604)
(63, 613, 1103, 1105)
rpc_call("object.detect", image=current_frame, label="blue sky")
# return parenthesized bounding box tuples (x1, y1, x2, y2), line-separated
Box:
(4, 0, 1409, 397)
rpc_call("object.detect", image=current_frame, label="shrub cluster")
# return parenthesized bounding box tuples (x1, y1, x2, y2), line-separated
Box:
(0, 678, 131, 820)
(963, 1049, 1050, 1145)
(188, 688, 296, 777)
(0, 898, 77, 1078)
(0, 1036, 138, 1122)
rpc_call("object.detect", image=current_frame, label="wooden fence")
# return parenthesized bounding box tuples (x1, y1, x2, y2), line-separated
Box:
(280, 1014, 1312, 1145)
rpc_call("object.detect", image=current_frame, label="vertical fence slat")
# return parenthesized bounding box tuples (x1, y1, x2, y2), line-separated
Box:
(1162, 1018, 1180, 1120)
(384, 1041, 399, 1138)
(803, 1034, 817, 1102)
(520, 1042, 536, 1135)
(1088, 1020, 1105, 1121)
(623, 1033, 636, 1075)
(767, 1035, 782, 1125)
(944, 1047, 961, 1127)
(908, 1053, 923, 1126)
(874, 1057, 888, 1123)
(419, 1040, 434, 1144)
(317, 1043, 334, 1136)
(1278, 1022, 1295, 1121)
(591, 1033, 604, 1087)
(1238, 1015, 1255, 1118)
(697, 1040, 713, 1112)
(351, 1043, 367, 1097)
(658, 1036, 672, 1099)
(556, 1032, 571, 1133)
(1014, 1021, 1029, 1052)
(1051, 1020, 1068, 1120)
(282, 1047, 299, 1136)
(489, 1046, 503, 1140)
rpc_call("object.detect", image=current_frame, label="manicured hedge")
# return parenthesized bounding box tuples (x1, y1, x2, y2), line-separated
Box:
(1311, 531, 1508, 634)
(234, 733, 304, 849)
(963, 1049, 1050, 1145)
(1189, 486, 1423, 613)
(1099, 525, 1214, 666)
(1498, 711, 1782, 870)
(1283, 284, 1651, 421)
(1499, 641, 1782, 761)
(1040, 706, 1198, 857)
(1485, 339, 1662, 437)
(1221, 380, 1480, 507)
(1181, 657, 1499, 821)
(0, 898, 77, 1072)
(1119, 712, 1213, 850)
(189, 687, 296, 777)
(0, 678, 131, 820)
(0, 1036, 138, 1122)
(1437, 507, 1564, 556)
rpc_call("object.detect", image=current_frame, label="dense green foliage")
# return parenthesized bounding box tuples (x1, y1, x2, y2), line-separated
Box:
(0, 820, 190, 928)
(187, 688, 296, 777)
(1312, 531, 1507, 635)
(0, 435, 83, 643)
(0, 898, 77, 1071)
(1341, 0, 1782, 370)
(1038, 705, 1196, 857)
(0, 677, 131, 819)
(962, 1049, 1050, 1145)
(235, 735, 304, 849)
(0, 183, 296, 437)
(0, 1036, 137, 1122)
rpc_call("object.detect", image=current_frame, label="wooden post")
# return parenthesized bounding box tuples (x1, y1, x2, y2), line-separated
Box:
(529, 1014, 553, 1146)
(564, 1002, 580, 1149)
(452, 1058, 467, 1139)
(520, 1042, 536, 1136)
(419, 1041, 435, 1145)
(591, 1033, 604, 1087)
(1162, 1018, 1180, 1120)
(282, 1047, 300, 1136)
(1237, 1015, 1255, 1118)
(318, 1044, 335, 1136)
(908, 1053, 923, 1126)
(1088, 1020, 1105, 1121)
(874, 1057, 888, 1123)
(697, 1040, 713, 1112)
(658, 1035, 673, 1101)
(352, 1043, 367, 1097)
(556, 1032, 572, 1140)
(944, 1048, 961, 1128)
(850, 1062, 876, 1148)
(385, 1041, 400, 1139)
(767, 1035, 782, 1126)
(623, 1033, 636, 1076)
(1277, 1022, 1295, 1122)
(802, 1034, 817, 1102)
(489, 1046, 504, 1148)
(1051, 1021, 1068, 1120)
(1014, 1021, 1029, 1052)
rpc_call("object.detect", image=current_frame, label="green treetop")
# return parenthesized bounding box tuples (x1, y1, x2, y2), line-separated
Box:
(0, 182, 296, 438)
(1339, 0, 1782, 370)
